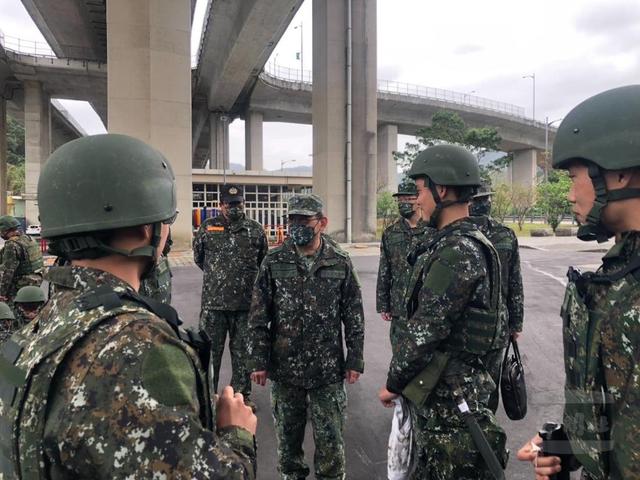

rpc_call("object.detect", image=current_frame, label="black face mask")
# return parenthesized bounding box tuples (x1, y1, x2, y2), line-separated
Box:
(227, 206, 245, 222)
(289, 224, 316, 246)
(470, 197, 492, 217)
(398, 202, 415, 219)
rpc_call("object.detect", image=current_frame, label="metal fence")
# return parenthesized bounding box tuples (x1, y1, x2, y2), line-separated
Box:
(0, 31, 56, 58)
(263, 62, 527, 119)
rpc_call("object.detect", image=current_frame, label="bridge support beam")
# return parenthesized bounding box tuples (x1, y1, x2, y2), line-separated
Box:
(377, 124, 398, 192)
(0, 97, 7, 215)
(245, 110, 263, 171)
(510, 148, 538, 186)
(209, 113, 230, 170)
(107, 0, 193, 248)
(312, 0, 377, 242)
(24, 80, 51, 225)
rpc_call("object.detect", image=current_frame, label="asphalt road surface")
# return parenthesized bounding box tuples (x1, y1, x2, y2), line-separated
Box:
(172, 246, 607, 479)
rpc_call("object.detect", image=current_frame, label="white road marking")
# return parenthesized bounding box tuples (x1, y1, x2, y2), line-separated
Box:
(523, 260, 567, 287)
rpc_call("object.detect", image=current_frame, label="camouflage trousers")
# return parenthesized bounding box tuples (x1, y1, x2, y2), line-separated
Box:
(199, 309, 251, 397)
(271, 381, 347, 480)
(409, 397, 508, 479)
(484, 346, 506, 414)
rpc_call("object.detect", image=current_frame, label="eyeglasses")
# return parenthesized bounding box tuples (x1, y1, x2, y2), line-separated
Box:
(288, 215, 321, 226)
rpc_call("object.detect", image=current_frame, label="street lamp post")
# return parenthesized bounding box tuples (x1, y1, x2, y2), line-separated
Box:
(294, 22, 303, 82)
(281, 159, 296, 172)
(544, 116, 563, 180)
(522, 73, 536, 121)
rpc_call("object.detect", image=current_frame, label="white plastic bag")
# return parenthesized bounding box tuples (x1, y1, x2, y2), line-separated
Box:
(387, 397, 413, 480)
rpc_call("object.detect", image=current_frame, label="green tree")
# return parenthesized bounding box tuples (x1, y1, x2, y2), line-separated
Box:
(536, 170, 571, 232)
(393, 110, 512, 182)
(491, 183, 512, 223)
(7, 116, 25, 166)
(6, 116, 25, 194)
(511, 184, 537, 231)
(377, 190, 398, 230)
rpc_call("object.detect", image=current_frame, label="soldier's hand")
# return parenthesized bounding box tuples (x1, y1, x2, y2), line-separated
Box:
(378, 386, 399, 408)
(345, 370, 360, 384)
(516, 434, 562, 480)
(250, 370, 268, 386)
(380, 312, 391, 321)
(216, 386, 257, 435)
(512, 331, 522, 340)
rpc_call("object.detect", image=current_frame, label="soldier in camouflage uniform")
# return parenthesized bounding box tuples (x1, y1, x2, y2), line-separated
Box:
(379, 145, 508, 479)
(140, 233, 173, 303)
(0, 300, 16, 343)
(0, 215, 44, 308)
(0, 134, 257, 479)
(470, 184, 524, 412)
(377, 178, 433, 351)
(193, 184, 268, 410)
(518, 86, 640, 479)
(248, 194, 365, 480)
(13, 285, 46, 325)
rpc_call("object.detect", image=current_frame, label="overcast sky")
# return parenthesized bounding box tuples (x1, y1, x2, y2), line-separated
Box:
(1, 0, 638, 170)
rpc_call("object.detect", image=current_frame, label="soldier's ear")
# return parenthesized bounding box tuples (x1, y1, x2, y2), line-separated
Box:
(319, 216, 328, 231)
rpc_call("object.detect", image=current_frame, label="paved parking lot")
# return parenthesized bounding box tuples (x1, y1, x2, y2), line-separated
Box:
(172, 243, 609, 479)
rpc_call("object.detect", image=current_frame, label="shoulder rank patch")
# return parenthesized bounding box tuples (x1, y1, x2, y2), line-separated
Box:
(206, 226, 225, 233)
(424, 259, 454, 295)
(142, 343, 196, 407)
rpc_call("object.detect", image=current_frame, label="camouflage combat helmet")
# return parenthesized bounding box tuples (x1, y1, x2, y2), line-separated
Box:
(552, 85, 640, 242)
(14, 286, 45, 304)
(38, 134, 177, 259)
(393, 177, 418, 197)
(473, 182, 494, 199)
(0, 216, 20, 233)
(0, 302, 14, 320)
(408, 144, 482, 187)
(288, 194, 324, 216)
(408, 144, 481, 225)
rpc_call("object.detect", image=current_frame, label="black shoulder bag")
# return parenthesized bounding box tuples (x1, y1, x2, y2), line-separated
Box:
(500, 337, 527, 420)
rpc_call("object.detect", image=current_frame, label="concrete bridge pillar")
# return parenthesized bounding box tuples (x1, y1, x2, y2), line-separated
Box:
(377, 124, 398, 192)
(24, 80, 51, 225)
(510, 148, 538, 186)
(312, 0, 377, 242)
(107, 0, 193, 248)
(209, 113, 230, 170)
(0, 97, 7, 215)
(245, 110, 263, 171)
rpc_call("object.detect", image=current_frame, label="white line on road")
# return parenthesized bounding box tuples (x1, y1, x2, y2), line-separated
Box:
(523, 260, 567, 287)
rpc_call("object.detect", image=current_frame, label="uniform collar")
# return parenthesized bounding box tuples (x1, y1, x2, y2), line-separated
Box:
(602, 231, 640, 263)
(45, 265, 135, 294)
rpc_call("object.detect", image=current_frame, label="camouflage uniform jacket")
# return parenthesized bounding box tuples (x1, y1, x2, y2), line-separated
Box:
(471, 215, 524, 333)
(140, 254, 172, 304)
(386, 218, 504, 401)
(376, 218, 433, 317)
(0, 234, 44, 299)
(193, 214, 268, 311)
(248, 236, 365, 389)
(0, 266, 256, 479)
(561, 232, 640, 479)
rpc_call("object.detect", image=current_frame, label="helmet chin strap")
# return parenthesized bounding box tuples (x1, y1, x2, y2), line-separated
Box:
(426, 178, 473, 228)
(578, 164, 640, 242)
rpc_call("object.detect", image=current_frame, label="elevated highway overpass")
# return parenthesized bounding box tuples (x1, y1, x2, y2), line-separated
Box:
(4, 0, 553, 241)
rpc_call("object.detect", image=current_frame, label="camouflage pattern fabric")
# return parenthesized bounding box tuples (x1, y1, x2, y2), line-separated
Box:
(270, 381, 347, 480)
(0, 233, 44, 302)
(193, 213, 268, 312)
(470, 214, 524, 412)
(386, 218, 507, 477)
(248, 236, 365, 388)
(376, 218, 433, 349)
(560, 232, 640, 479)
(0, 265, 256, 478)
(0, 316, 23, 343)
(201, 310, 252, 397)
(139, 254, 172, 304)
